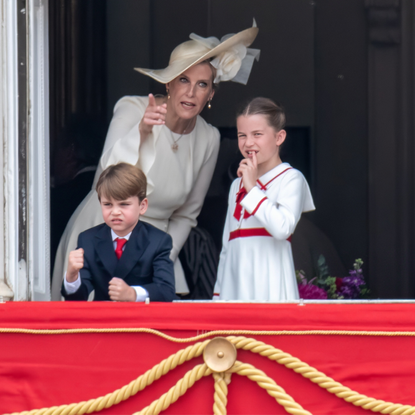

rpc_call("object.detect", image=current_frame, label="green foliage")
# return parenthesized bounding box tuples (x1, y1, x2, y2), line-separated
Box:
(325, 276, 340, 299)
(360, 287, 370, 297)
(296, 270, 306, 284)
(354, 258, 364, 271)
(316, 255, 330, 286)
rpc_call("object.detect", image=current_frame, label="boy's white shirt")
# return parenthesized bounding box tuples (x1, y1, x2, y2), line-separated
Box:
(63, 229, 148, 302)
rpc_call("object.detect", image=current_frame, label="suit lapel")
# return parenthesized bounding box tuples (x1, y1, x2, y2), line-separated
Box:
(114, 222, 150, 279)
(94, 225, 118, 276)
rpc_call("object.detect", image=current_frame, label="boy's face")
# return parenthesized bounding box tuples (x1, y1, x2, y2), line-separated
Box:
(100, 195, 148, 237)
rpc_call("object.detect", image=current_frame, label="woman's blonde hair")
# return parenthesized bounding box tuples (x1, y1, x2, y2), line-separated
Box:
(96, 163, 147, 202)
(237, 97, 286, 131)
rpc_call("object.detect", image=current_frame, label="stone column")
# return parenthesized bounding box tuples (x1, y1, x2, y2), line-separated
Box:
(0, 0, 17, 301)
(366, 0, 415, 297)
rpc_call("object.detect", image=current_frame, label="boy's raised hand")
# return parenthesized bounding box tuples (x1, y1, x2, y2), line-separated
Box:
(109, 277, 137, 302)
(139, 93, 167, 142)
(66, 248, 84, 283)
(237, 151, 258, 192)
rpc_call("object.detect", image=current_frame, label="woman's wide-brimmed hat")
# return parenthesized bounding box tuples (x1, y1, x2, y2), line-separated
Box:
(135, 20, 260, 85)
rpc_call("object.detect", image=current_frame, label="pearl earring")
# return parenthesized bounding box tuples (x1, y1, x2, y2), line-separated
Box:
(208, 98, 212, 109)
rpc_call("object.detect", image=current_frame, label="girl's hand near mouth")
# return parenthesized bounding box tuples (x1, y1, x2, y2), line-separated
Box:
(237, 151, 258, 193)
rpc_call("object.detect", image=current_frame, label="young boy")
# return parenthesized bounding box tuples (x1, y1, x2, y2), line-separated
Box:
(62, 162, 176, 302)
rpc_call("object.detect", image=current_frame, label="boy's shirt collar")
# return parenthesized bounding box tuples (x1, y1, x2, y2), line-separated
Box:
(111, 229, 132, 241)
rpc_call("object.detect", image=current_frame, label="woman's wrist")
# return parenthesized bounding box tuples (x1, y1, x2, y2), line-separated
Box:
(138, 122, 151, 144)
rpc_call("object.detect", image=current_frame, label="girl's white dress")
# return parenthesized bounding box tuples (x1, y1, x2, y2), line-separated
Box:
(214, 162, 315, 301)
(51, 96, 220, 300)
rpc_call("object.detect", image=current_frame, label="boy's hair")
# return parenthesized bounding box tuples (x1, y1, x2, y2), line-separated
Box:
(237, 97, 286, 131)
(96, 163, 147, 202)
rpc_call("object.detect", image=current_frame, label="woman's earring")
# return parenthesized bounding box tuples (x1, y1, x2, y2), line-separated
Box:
(167, 89, 170, 99)
(208, 98, 212, 109)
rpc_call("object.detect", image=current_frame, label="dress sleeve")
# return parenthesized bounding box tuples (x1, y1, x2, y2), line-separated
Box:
(213, 180, 236, 297)
(99, 96, 147, 171)
(167, 129, 220, 261)
(241, 170, 315, 240)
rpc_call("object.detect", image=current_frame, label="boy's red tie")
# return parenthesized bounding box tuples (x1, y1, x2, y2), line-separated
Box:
(115, 238, 127, 259)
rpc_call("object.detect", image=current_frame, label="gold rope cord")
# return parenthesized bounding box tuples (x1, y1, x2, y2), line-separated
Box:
(226, 337, 415, 415)
(212, 372, 230, 415)
(2, 327, 415, 341)
(4, 332, 415, 415)
(228, 362, 311, 415)
(5, 339, 210, 415)
(136, 361, 312, 415)
(135, 363, 212, 415)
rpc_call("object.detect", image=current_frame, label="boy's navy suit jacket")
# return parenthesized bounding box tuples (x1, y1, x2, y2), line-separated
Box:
(61, 221, 177, 302)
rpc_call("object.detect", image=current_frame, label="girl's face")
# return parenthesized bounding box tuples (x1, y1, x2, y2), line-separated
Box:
(237, 114, 286, 172)
(166, 63, 215, 121)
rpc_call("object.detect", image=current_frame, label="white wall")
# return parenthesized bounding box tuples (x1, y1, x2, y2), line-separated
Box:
(0, 0, 50, 301)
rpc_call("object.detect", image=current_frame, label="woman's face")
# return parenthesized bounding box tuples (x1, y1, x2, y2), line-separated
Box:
(166, 63, 215, 121)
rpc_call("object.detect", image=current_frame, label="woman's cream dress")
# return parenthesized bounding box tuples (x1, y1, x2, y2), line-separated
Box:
(51, 96, 220, 300)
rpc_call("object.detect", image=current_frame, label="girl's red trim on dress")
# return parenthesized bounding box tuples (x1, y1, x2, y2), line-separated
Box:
(251, 197, 267, 215)
(263, 167, 292, 187)
(229, 228, 292, 242)
(234, 167, 293, 221)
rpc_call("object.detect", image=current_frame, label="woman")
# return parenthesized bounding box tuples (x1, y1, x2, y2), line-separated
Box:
(51, 22, 260, 300)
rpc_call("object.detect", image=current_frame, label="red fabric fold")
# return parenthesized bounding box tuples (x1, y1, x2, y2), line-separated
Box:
(233, 186, 248, 220)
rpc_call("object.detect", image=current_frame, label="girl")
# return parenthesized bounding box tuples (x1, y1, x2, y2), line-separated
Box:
(213, 97, 315, 301)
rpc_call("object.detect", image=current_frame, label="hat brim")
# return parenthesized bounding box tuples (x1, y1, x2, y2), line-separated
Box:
(134, 26, 259, 84)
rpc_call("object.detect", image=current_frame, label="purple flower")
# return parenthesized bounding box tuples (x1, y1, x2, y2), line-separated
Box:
(338, 285, 355, 299)
(298, 283, 328, 299)
(338, 271, 365, 299)
(296, 258, 367, 301)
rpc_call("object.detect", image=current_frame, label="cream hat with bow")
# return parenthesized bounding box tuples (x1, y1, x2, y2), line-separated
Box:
(134, 20, 260, 85)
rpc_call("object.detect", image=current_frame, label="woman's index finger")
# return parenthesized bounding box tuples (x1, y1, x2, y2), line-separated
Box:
(148, 93, 156, 107)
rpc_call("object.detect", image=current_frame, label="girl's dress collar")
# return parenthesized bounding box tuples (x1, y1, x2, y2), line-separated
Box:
(257, 162, 291, 188)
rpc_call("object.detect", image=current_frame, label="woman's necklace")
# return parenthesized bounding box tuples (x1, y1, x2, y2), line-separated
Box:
(168, 120, 193, 153)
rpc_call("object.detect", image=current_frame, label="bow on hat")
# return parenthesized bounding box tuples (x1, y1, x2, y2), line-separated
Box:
(189, 20, 260, 85)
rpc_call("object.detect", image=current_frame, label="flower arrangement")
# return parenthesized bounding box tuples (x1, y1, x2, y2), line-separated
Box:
(297, 256, 370, 299)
